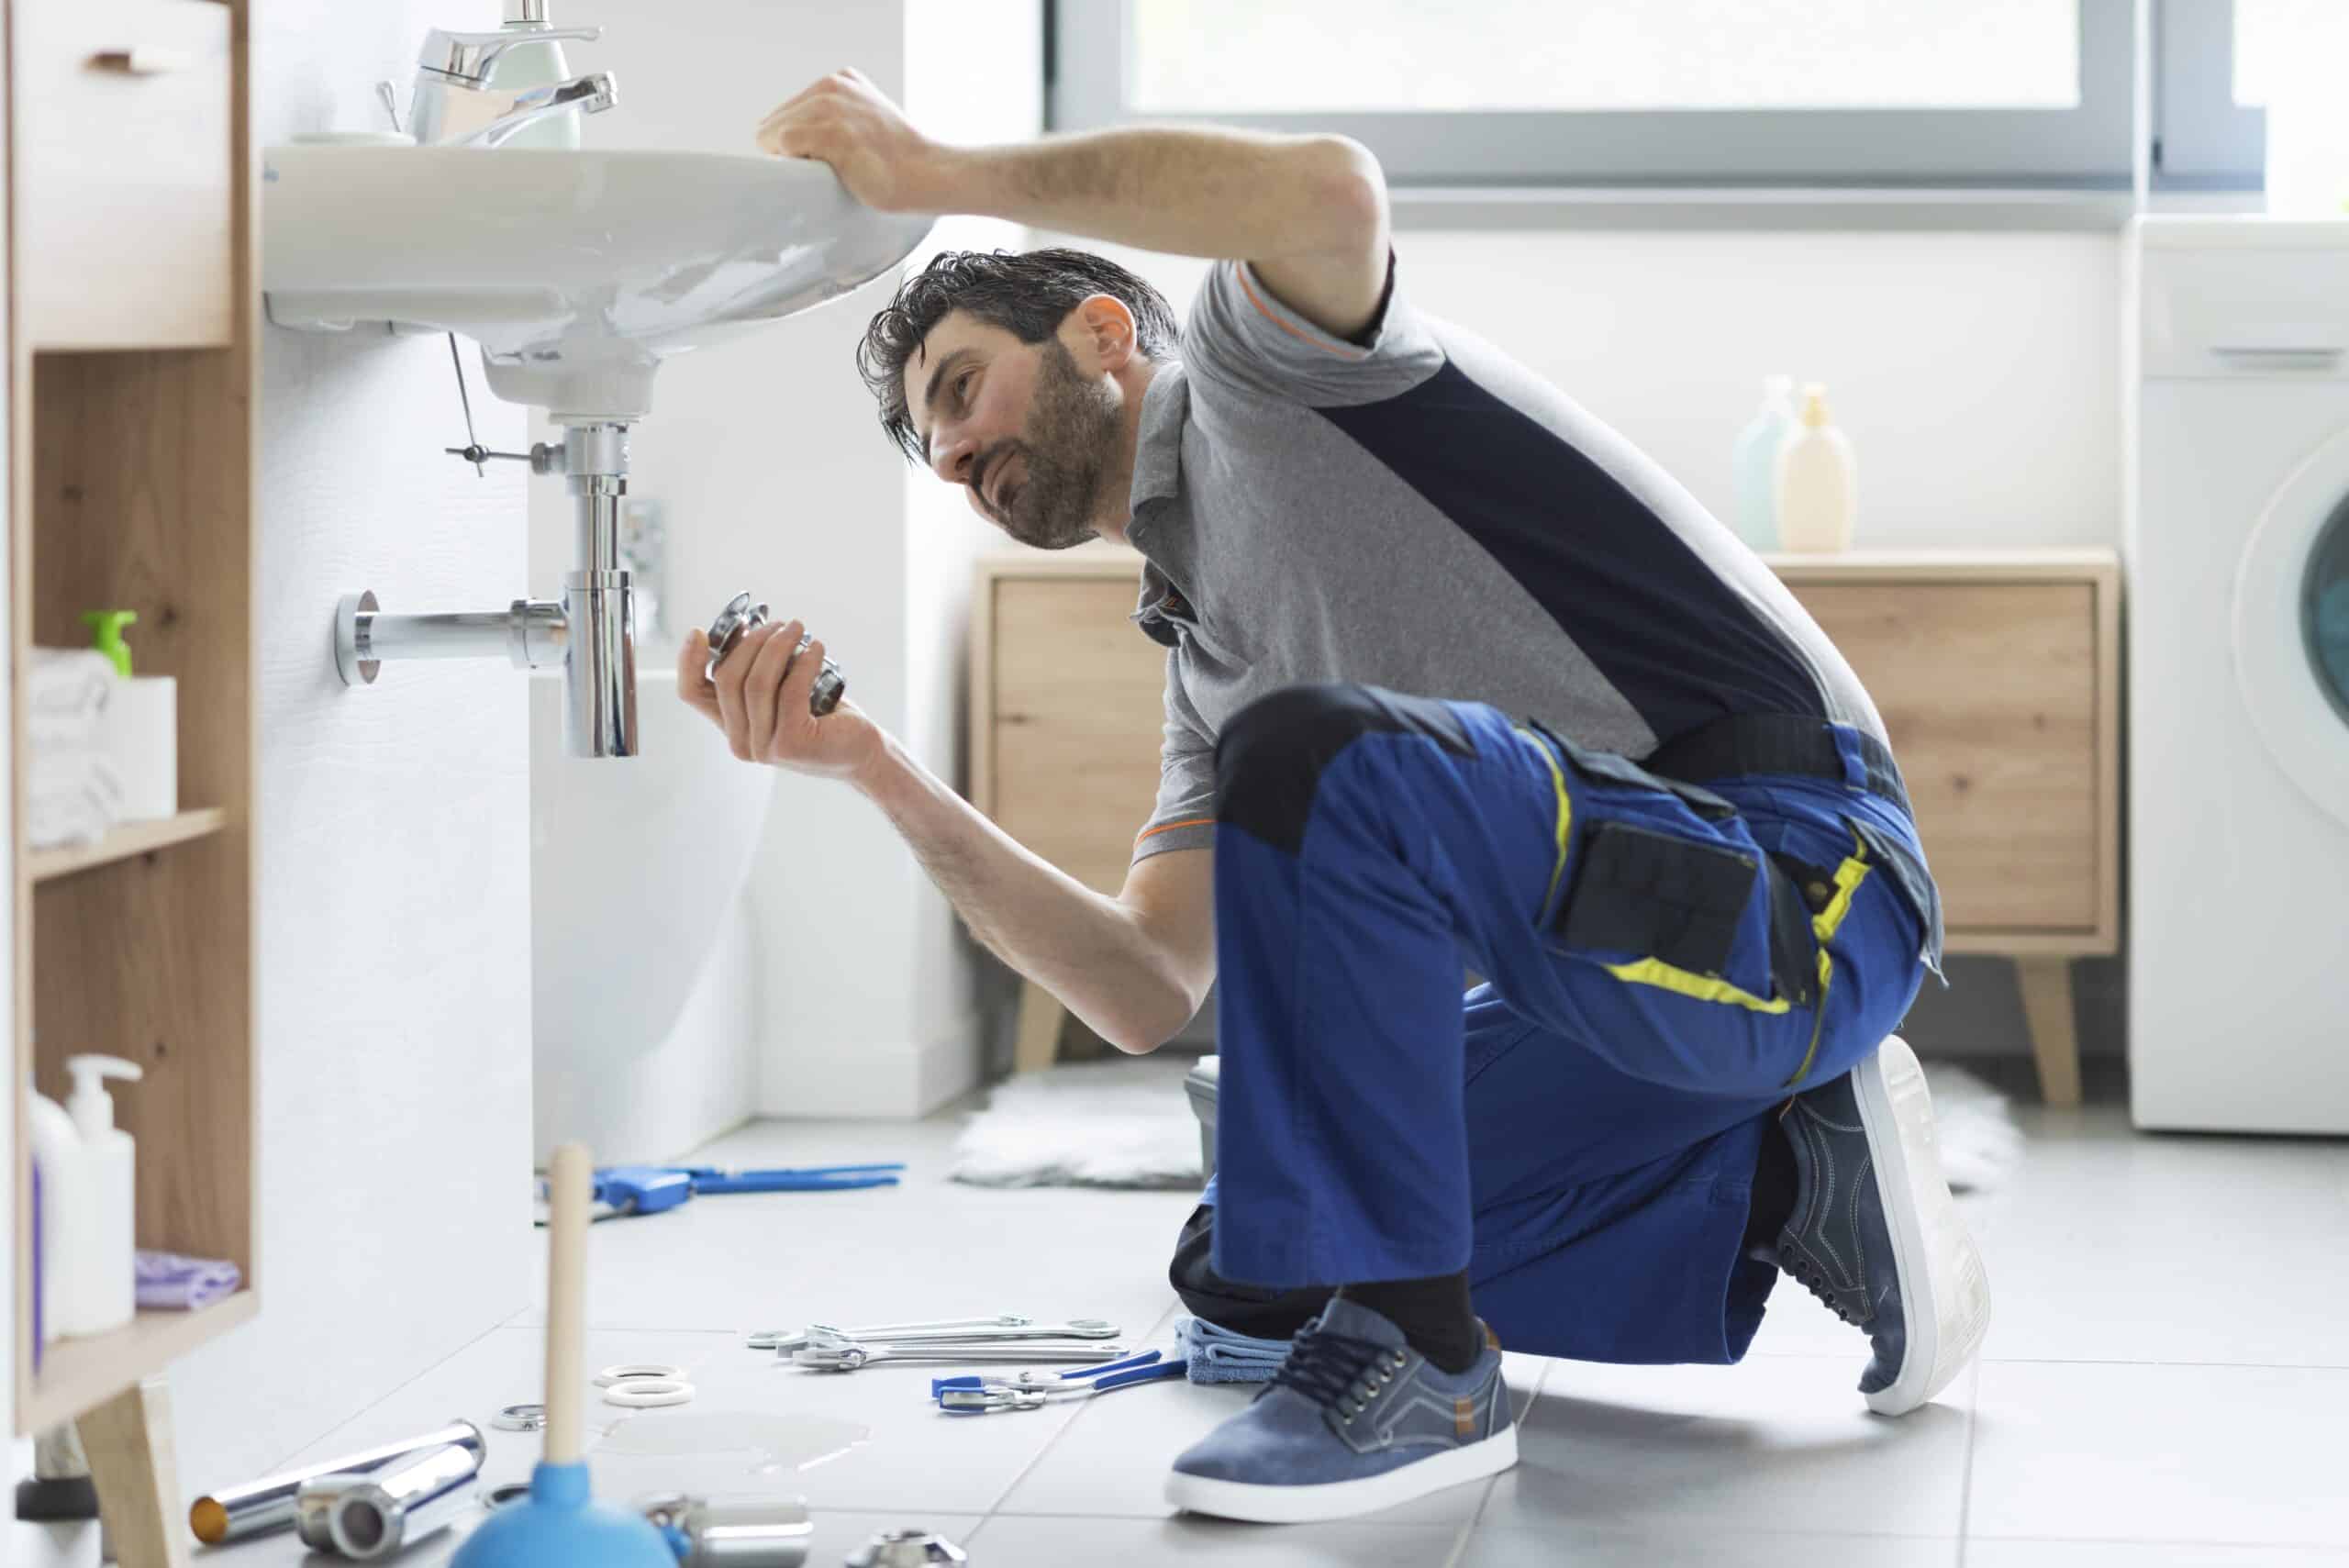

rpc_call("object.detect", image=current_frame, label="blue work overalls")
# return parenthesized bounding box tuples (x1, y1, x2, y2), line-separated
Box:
(1201, 684, 1934, 1366)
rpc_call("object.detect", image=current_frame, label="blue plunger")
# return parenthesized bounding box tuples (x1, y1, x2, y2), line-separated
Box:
(451, 1144, 674, 1568)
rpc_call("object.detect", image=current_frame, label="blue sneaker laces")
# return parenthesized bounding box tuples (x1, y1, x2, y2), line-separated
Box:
(1265, 1328, 1411, 1425)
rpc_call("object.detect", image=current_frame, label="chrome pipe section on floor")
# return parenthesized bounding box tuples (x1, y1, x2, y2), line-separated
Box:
(188, 1418, 484, 1545)
(640, 1493, 813, 1567)
(297, 1440, 482, 1560)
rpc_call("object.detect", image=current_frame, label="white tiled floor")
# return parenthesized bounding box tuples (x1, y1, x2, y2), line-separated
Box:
(204, 1085, 2349, 1567)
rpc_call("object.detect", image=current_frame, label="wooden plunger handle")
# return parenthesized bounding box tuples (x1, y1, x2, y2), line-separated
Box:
(544, 1143, 591, 1466)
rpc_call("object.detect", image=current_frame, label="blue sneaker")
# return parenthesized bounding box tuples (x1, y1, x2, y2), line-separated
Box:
(1163, 1296, 1517, 1523)
(1777, 1035, 1991, 1416)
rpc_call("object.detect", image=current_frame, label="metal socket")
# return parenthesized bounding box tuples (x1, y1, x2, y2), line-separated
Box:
(322, 1441, 481, 1560)
(639, 1492, 813, 1567)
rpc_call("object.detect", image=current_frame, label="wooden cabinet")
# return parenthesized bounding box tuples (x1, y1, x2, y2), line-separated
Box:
(972, 549, 2121, 1101)
(17, 0, 234, 350)
(8, 1, 255, 1561)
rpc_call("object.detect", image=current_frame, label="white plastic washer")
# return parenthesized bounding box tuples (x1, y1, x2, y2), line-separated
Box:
(594, 1362, 685, 1388)
(602, 1378, 694, 1409)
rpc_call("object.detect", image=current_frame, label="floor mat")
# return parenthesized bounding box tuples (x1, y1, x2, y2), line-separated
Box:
(950, 1052, 2024, 1195)
(950, 1054, 1208, 1189)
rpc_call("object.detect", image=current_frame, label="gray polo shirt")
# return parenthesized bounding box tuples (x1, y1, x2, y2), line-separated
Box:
(1126, 258, 1894, 882)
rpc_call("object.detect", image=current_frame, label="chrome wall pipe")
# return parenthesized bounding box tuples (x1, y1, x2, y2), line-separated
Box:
(334, 422, 639, 758)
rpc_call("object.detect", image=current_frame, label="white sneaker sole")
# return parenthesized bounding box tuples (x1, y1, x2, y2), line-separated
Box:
(1163, 1424, 1520, 1524)
(1856, 1034, 1992, 1416)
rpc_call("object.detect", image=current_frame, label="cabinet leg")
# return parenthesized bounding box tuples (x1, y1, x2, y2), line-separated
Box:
(77, 1376, 189, 1568)
(2016, 956, 2084, 1108)
(1013, 980, 1067, 1075)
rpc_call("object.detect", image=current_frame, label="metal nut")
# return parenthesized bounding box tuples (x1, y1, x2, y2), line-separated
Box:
(846, 1527, 970, 1566)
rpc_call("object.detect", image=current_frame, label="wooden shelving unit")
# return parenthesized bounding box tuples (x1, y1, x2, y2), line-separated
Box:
(7, 1, 258, 1559)
(25, 806, 228, 884)
(17, 1292, 256, 1433)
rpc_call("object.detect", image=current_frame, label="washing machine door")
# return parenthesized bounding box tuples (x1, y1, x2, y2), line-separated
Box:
(2235, 426, 2349, 828)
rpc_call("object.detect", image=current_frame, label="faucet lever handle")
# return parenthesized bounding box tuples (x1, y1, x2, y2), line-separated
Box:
(419, 26, 603, 83)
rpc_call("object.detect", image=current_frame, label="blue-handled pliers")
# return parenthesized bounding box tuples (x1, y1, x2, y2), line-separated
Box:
(932, 1351, 1184, 1413)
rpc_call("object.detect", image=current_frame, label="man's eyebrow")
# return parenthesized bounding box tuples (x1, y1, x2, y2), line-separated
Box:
(916, 348, 980, 443)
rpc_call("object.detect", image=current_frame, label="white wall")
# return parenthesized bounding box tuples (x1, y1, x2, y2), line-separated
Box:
(544, 0, 1038, 1122)
(896, 0, 1047, 1082)
(161, 0, 536, 1493)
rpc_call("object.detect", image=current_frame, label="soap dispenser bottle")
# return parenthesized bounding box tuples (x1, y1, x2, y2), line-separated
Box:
(65, 1055, 142, 1333)
(1775, 384, 1858, 553)
(483, 0, 588, 150)
(1730, 374, 1798, 551)
(27, 1081, 84, 1346)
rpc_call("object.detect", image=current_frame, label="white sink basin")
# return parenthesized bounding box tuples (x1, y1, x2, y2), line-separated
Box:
(262, 147, 933, 420)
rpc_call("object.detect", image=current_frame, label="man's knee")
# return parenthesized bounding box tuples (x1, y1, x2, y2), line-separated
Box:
(1215, 684, 1474, 853)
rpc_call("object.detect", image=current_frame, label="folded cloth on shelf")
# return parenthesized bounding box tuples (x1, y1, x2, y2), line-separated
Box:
(1175, 1315, 1294, 1385)
(27, 748, 123, 851)
(28, 648, 114, 751)
(135, 1251, 241, 1311)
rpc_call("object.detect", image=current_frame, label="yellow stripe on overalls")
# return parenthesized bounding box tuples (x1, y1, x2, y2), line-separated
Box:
(1519, 728, 1574, 920)
(1520, 722, 1874, 1078)
(1786, 830, 1873, 1087)
(1599, 959, 1792, 1014)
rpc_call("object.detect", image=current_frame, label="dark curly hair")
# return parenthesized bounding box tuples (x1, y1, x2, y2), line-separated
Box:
(856, 249, 1182, 465)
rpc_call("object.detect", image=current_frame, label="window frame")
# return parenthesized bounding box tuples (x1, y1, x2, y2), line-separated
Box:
(2152, 0, 2263, 192)
(1050, 0, 2140, 191)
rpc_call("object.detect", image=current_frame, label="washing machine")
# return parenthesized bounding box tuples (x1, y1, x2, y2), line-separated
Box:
(2127, 217, 2349, 1134)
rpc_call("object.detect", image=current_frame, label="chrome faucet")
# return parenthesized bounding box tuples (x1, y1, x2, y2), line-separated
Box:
(406, 27, 618, 147)
(439, 73, 618, 149)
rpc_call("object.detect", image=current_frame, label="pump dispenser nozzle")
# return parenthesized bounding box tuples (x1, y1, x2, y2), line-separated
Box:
(64, 1055, 142, 1139)
(81, 611, 138, 679)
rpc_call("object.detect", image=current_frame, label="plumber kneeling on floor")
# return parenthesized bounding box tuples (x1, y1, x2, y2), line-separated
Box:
(679, 68, 1993, 1527)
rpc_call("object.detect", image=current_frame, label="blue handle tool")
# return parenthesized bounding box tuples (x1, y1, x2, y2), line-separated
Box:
(932, 1351, 1184, 1414)
(581, 1163, 906, 1221)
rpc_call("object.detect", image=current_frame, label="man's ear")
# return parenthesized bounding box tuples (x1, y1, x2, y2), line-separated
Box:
(1068, 293, 1140, 372)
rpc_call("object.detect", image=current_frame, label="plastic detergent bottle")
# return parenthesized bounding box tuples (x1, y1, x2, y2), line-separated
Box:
(1775, 384, 1857, 553)
(65, 1055, 142, 1334)
(27, 1086, 83, 1345)
(1730, 375, 1798, 550)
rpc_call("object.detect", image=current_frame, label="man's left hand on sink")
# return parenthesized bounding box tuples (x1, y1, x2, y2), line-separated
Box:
(754, 67, 947, 214)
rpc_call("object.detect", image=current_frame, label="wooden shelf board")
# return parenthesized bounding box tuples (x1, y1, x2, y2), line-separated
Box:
(24, 808, 228, 884)
(18, 1290, 256, 1432)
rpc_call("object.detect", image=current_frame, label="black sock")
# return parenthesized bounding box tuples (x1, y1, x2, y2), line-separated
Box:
(1743, 1109, 1800, 1262)
(1335, 1272, 1483, 1374)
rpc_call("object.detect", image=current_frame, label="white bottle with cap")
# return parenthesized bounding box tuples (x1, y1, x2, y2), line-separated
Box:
(1775, 383, 1858, 553)
(27, 1085, 86, 1345)
(64, 1055, 142, 1333)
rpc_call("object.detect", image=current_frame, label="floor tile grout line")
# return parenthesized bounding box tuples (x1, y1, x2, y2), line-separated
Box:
(976, 1297, 1187, 1518)
(1435, 1511, 1480, 1568)
(1954, 1359, 1982, 1566)
(1438, 1349, 1554, 1563)
(262, 1312, 524, 1473)
(1962, 1533, 2349, 1551)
